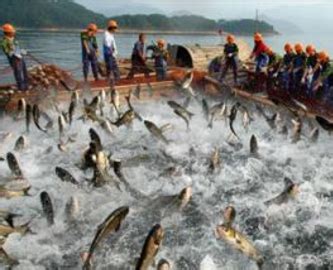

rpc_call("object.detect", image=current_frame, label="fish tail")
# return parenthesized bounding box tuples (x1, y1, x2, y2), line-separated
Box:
(24, 186, 32, 196)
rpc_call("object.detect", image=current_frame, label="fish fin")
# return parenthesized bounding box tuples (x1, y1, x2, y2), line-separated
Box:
(24, 186, 32, 196)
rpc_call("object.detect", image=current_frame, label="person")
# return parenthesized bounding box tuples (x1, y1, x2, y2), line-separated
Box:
(313, 51, 331, 98)
(127, 33, 150, 79)
(266, 47, 280, 76)
(250, 32, 269, 73)
(302, 44, 318, 96)
(278, 43, 295, 90)
(81, 23, 99, 82)
(103, 20, 120, 84)
(291, 43, 307, 93)
(220, 34, 239, 85)
(153, 39, 168, 81)
(1, 24, 29, 91)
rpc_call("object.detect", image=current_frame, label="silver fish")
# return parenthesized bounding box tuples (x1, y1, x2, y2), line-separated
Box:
(144, 120, 170, 144)
(6, 152, 23, 178)
(14, 135, 27, 152)
(65, 196, 80, 222)
(250, 135, 258, 156)
(55, 167, 79, 185)
(40, 191, 54, 226)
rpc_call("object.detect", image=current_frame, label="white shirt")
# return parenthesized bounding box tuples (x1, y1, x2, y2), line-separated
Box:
(103, 31, 118, 57)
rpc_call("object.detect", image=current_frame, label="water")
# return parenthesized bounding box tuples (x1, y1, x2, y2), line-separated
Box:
(1, 90, 333, 269)
(2, 30, 333, 84)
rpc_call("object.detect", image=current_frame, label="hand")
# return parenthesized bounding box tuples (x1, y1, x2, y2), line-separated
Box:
(228, 53, 233, 58)
(301, 78, 306, 84)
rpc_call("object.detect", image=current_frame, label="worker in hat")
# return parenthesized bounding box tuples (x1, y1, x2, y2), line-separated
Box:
(314, 51, 332, 98)
(220, 35, 239, 85)
(250, 32, 269, 73)
(81, 23, 99, 82)
(127, 33, 150, 79)
(153, 39, 169, 81)
(291, 43, 307, 92)
(266, 47, 281, 77)
(1, 23, 29, 91)
(103, 20, 120, 84)
(301, 44, 318, 96)
(277, 43, 295, 90)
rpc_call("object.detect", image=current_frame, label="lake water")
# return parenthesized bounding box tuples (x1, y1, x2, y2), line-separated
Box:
(1, 30, 333, 84)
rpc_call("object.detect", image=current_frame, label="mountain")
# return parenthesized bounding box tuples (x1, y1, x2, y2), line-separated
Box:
(0, 0, 106, 28)
(90, 1, 163, 17)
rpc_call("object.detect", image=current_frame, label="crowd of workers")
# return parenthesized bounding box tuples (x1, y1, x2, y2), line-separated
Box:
(219, 32, 333, 102)
(1, 20, 333, 103)
(0, 20, 169, 90)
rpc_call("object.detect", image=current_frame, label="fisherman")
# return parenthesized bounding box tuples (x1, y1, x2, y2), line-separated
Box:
(1, 24, 29, 91)
(220, 34, 239, 85)
(103, 20, 120, 84)
(127, 33, 150, 79)
(250, 32, 269, 73)
(302, 45, 318, 97)
(266, 47, 279, 77)
(153, 39, 169, 81)
(278, 43, 295, 90)
(81, 23, 99, 82)
(291, 43, 307, 93)
(314, 51, 331, 99)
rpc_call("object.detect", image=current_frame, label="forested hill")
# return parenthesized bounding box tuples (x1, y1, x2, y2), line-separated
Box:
(0, 0, 278, 34)
(0, 0, 105, 28)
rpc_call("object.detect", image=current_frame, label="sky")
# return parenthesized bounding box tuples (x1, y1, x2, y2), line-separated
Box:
(75, 0, 333, 33)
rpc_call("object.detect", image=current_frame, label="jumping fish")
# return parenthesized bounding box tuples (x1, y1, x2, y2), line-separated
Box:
(6, 152, 23, 178)
(250, 135, 259, 156)
(265, 177, 299, 206)
(25, 104, 32, 133)
(136, 224, 165, 270)
(40, 191, 54, 226)
(144, 120, 170, 144)
(14, 136, 27, 152)
(55, 167, 79, 185)
(83, 206, 129, 270)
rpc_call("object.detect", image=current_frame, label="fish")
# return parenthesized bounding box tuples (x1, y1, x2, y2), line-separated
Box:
(229, 102, 241, 139)
(208, 148, 221, 173)
(174, 109, 191, 130)
(133, 84, 141, 99)
(316, 116, 333, 131)
(146, 83, 154, 97)
(55, 167, 79, 185)
(32, 104, 47, 133)
(177, 186, 192, 210)
(178, 71, 196, 97)
(65, 196, 80, 222)
(0, 247, 19, 268)
(16, 98, 26, 120)
(0, 222, 30, 237)
(250, 135, 258, 156)
(144, 120, 170, 144)
(291, 118, 302, 143)
(83, 206, 129, 270)
(68, 100, 76, 126)
(241, 106, 253, 131)
(0, 185, 31, 199)
(255, 105, 277, 129)
(25, 104, 32, 133)
(0, 210, 21, 228)
(40, 191, 54, 226)
(112, 110, 135, 127)
(71, 91, 80, 105)
(136, 224, 165, 270)
(6, 152, 23, 178)
(223, 206, 236, 229)
(99, 119, 113, 135)
(89, 128, 102, 150)
(202, 99, 210, 121)
(167, 101, 194, 119)
(265, 177, 300, 206)
(57, 143, 68, 153)
(58, 114, 66, 138)
(125, 95, 143, 121)
(215, 224, 264, 269)
(110, 87, 120, 116)
(14, 135, 27, 152)
(157, 259, 171, 270)
(208, 102, 226, 129)
(309, 128, 319, 143)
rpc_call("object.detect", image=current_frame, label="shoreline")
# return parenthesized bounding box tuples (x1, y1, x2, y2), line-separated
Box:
(19, 28, 278, 36)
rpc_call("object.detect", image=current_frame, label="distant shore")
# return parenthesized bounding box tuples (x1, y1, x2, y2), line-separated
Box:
(19, 28, 278, 36)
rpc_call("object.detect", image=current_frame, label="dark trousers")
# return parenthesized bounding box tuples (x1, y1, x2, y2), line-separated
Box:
(155, 66, 167, 81)
(220, 57, 238, 83)
(104, 54, 120, 83)
(82, 53, 99, 80)
(291, 69, 304, 94)
(8, 56, 28, 91)
(127, 57, 150, 79)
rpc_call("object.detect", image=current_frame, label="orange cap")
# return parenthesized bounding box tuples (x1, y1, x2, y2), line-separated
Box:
(306, 44, 315, 55)
(157, 39, 165, 46)
(318, 51, 329, 63)
(87, 23, 98, 32)
(2, 23, 16, 34)
(294, 43, 304, 53)
(107, 20, 118, 29)
(226, 34, 235, 43)
(284, 43, 293, 53)
(254, 32, 263, 42)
